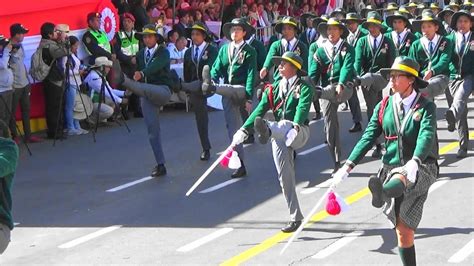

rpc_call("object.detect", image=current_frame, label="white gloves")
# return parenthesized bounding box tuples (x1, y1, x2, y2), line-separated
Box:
(232, 128, 248, 146)
(331, 164, 351, 188)
(404, 159, 419, 183)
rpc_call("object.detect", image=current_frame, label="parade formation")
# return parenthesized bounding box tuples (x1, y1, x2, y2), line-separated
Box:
(0, 0, 473, 265)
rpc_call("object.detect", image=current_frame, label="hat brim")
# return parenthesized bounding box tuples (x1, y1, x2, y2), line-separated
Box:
(450, 11, 473, 30)
(412, 18, 446, 35)
(271, 56, 307, 76)
(275, 21, 301, 34)
(386, 15, 412, 29)
(361, 21, 388, 33)
(437, 9, 455, 20)
(91, 61, 113, 68)
(379, 68, 428, 88)
(185, 27, 209, 40)
(301, 14, 317, 27)
(134, 31, 164, 42)
(317, 22, 349, 39)
(312, 17, 328, 28)
(222, 22, 255, 40)
(342, 18, 364, 24)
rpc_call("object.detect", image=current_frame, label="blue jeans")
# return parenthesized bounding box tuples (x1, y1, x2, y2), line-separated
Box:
(64, 84, 80, 130)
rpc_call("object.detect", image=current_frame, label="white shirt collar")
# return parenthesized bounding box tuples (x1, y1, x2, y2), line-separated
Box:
(281, 75, 298, 94)
(368, 33, 383, 48)
(324, 38, 343, 53)
(394, 90, 417, 113)
(349, 28, 360, 37)
(232, 40, 245, 50)
(392, 28, 408, 42)
(421, 34, 440, 50)
(281, 37, 297, 49)
(146, 44, 158, 56)
(455, 31, 471, 52)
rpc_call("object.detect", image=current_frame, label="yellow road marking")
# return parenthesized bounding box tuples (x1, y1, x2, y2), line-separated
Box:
(221, 131, 473, 266)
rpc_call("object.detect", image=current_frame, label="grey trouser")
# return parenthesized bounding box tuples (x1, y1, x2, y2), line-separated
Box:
(184, 80, 211, 151)
(9, 84, 32, 138)
(0, 223, 11, 254)
(218, 84, 247, 160)
(123, 77, 171, 107)
(91, 102, 114, 123)
(268, 120, 310, 221)
(360, 73, 387, 145)
(0, 90, 13, 138)
(419, 75, 449, 101)
(316, 83, 354, 163)
(446, 78, 471, 151)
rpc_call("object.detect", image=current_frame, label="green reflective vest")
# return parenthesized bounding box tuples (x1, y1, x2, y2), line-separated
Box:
(118, 31, 139, 56)
(87, 29, 112, 54)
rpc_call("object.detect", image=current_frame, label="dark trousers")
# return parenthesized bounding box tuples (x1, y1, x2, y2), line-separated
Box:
(43, 80, 65, 138)
(189, 93, 211, 151)
(0, 90, 13, 138)
(9, 85, 32, 138)
(348, 88, 362, 123)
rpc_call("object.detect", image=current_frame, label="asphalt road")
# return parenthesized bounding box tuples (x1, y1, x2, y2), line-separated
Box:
(1, 92, 472, 265)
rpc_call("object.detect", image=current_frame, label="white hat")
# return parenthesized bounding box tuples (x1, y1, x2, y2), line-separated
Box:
(91, 56, 113, 68)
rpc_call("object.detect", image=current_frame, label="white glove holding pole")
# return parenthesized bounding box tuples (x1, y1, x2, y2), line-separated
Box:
(404, 159, 419, 183)
(331, 164, 351, 189)
(232, 128, 248, 146)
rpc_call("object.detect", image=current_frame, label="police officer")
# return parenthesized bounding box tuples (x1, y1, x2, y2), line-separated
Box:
(309, 18, 355, 174)
(180, 22, 218, 161)
(202, 18, 257, 178)
(82, 12, 114, 65)
(355, 11, 397, 158)
(445, 10, 473, 158)
(233, 52, 313, 232)
(113, 12, 141, 117)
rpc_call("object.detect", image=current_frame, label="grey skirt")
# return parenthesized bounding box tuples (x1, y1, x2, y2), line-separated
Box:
(378, 162, 439, 230)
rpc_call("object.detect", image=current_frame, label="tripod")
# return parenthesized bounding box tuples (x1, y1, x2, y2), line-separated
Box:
(92, 69, 131, 136)
(0, 94, 32, 155)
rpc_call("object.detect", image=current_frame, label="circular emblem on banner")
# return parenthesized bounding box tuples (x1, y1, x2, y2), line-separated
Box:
(97, 0, 119, 41)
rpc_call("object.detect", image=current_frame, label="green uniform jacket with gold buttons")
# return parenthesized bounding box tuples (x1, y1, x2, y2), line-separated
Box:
(347, 94, 438, 167)
(183, 43, 218, 82)
(263, 39, 309, 82)
(355, 35, 397, 75)
(384, 30, 418, 57)
(447, 31, 474, 79)
(408, 36, 453, 76)
(249, 38, 267, 71)
(309, 40, 355, 87)
(211, 42, 257, 100)
(242, 77, 314, 129)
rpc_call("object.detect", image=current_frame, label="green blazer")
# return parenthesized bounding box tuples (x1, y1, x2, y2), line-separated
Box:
(348, 29, 367, 48)
(0, 138, 19, 230)
(243, 77, 314, 129)
(384, 30, 418, 57)
(309, 40, 355, 87)
(211, 42, 257, 100)
(355, 34, 397, 75)
(299, 29, 319, 47)
(347, 94, 437, 167)
(447, 32, 474, 79)
(249, 38, 267, 70)
(408, 35, 453, 76)
(263, 39, 309, 81)
(183, 43, 218, 82)
(136, 45, 171, 87)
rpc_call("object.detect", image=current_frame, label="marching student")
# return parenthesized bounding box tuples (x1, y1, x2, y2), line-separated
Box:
(299, 12, 318, 47)
(180, 22, 218, 161)
(202, 18, 257, 178)
(233, 52, 313, 233)
(260, 16, 308, 83)
(445, 10, 473, 158)
(354, 11, 397, 158)
(309, 18, 355, 174)
(385, 11, 418, 57)
(332, 56, 438, 266)
(438, 6, 456, 34)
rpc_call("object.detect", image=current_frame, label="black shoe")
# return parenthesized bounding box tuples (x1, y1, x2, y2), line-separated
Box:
(151, 164, 167, 177)
(202, 82, 216, 95)
(456, 148, 467, 159)
(293, 150, 297, 160)
(281, 221, 302, 233)
(231, 164, 247, 178)
(243, 134, 255, 144)
(331, 162, 341, 176)
(254, 116, 270, 144)
(312, 112, 322, 120)
(134, 111, 144, 118)
(368, 176, 384, 208)
(371, 145, 383, 158)
(349, 122, 362, 133)
(445, 110, 456, 132)
(200, 150, 210, 161)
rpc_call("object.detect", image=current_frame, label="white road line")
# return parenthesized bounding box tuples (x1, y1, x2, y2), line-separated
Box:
(298, 143, 327, 156)
(58, 225, 122, 249)
(199, 179, 243, 193)
(14, 222, 20, 226)
(448, 238, 474, 263)
(300, 179, 333, 195)
(312, 231, 364, 259)
(428, 178, 450, 194)
(176, 228, 234, 252)
(216, 144, 252, 155)
(106, 176, 153, 192)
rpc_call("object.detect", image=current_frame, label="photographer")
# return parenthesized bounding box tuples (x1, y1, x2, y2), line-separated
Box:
(62, 35, 89, 136)
(8, 23, 43, 143)
(84, 57, 128, 124)
(0, 35, 14, 136)
(37, 22, 69, 139)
